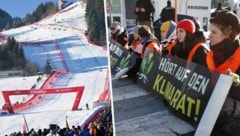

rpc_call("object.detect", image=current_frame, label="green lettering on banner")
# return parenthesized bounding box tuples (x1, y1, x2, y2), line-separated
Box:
(176, 94, 186, 115)
(170, 89, 181, 108)
(167, 83, 175, 103)
(165, 82, 175, 101)
(153, 74, 165, 95)
(110, 55, 118, 68)
(186, 97, 195, 117)
(164, 82, 171, 99)
(153, 73, 202, 122)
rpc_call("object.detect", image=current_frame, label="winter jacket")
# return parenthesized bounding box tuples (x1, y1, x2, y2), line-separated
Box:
(160, 6, 175, 23)
(111, 28, 128, 48)
(135, 0, 155, 21)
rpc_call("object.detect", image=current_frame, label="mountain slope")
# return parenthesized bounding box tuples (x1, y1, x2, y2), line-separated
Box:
(0, 1, 110, 135)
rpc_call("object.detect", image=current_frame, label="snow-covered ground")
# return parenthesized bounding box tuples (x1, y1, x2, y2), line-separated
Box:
(0, 1, 110, 135)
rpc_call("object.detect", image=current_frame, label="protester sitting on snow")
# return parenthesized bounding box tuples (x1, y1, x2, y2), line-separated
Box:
(109, 21, 129, 49)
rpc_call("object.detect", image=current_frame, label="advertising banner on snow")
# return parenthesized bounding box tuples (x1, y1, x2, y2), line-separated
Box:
(109, 41, 138, 74)
(138, 49, 232, 135)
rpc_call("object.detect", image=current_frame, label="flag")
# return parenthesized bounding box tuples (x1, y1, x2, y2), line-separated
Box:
(22, 114, 29, 134)
(66, 116, 69, 129)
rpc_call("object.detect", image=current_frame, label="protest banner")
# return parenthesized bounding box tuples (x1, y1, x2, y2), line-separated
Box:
(109, 41, 139, 75)
(138, 49, 232, 135)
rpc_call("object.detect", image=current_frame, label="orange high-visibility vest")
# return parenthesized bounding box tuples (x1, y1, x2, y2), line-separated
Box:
(166, 41, 176, 53)
(140, 38, 160, 58)
(131, 40, 141, 51)
(206, 47, 240, 74)
(187, 42, 209, 62)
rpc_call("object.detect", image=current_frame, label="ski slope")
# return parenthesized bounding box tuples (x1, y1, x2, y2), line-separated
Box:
(0, 1, 110, 135)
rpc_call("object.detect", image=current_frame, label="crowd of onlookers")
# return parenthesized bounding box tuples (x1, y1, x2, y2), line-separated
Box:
(4, 106, 113, 136)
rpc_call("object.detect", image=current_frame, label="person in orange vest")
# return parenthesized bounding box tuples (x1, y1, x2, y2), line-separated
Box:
(110, 21, 129, 49)
(126, 25, 143, 79)
(138, 25, 162, 58)
(125, 25, 161, 80)
(129, 25, 143, 55)
(206, 10, 240, 135)
(169, 19, 208, 65)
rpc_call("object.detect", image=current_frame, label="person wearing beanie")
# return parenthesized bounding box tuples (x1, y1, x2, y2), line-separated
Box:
(110, 21, 129, 49)
(160, 0, 175, 23)
(205, 10, 240, 136)
(160, 20, 176, 44)
(160, 20, 177, 55)
(177, 19, 196, 35)
(168, 19, 208, 65)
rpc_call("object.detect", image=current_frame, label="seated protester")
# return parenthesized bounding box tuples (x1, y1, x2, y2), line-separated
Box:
(126, 25, 143, 79)
(206, 10, 240, 136)
(126, 25, 161, 79)
(160, 20, 176, 53)
(138, 25, 162, 58)
(170, 19, 209, 65)
(110, 21, 129, 49)
(129, 25, 143, 54)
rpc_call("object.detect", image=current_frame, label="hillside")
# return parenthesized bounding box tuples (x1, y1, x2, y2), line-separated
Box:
(0, 8, 13, 31)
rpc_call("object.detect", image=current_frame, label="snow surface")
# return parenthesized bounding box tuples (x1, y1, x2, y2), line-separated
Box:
(0, 1, 110, 135)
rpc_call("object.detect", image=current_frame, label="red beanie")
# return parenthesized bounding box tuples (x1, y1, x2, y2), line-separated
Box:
(177, 19, 196, 34)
